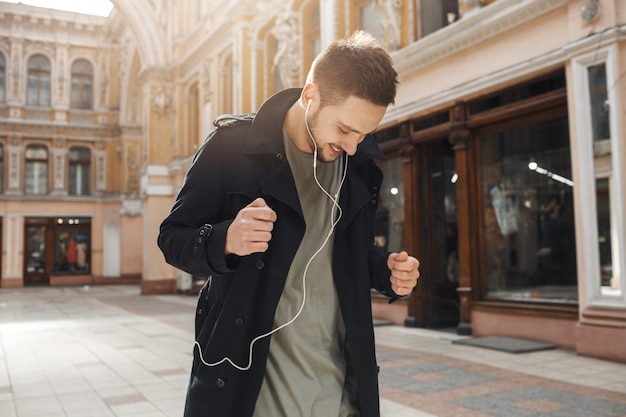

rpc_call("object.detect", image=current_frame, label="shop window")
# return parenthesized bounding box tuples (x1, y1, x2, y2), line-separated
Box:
(53, 217, 91, 274)
(25, 145, 48, 195)
(70, 59, 93, 110)
(69, 147, 90, 195)
(375, 158, 405, 253)
(480, 116, 577, 303)
(0, 52, 5, 103)
(573, 47, 625, 306)
(27, 54, 51, 107)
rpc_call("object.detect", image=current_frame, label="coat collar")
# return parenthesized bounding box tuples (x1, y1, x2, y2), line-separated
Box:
(243, 88, 385, 162)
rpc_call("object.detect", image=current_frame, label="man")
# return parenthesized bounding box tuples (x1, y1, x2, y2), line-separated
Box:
(158, 30, 420, 417)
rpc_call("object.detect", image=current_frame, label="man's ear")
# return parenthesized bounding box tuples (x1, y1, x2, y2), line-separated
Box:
(302, 82, 318, 108)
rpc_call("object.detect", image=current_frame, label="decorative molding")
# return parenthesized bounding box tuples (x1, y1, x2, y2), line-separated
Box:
(392, 0, 569, 76)
(374, 0, 402, 51)
(95, 150, 106, 192)
(120, 198, 142, 216)
(150, 85, 172, 117)
(271, 11, 301, 88)
(383, 24, 626, 128)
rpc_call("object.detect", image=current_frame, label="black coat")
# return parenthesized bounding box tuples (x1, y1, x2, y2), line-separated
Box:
(158, 88, 398, 417)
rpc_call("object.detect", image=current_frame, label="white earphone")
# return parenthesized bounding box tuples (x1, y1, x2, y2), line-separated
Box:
(194, 93, 348, 372)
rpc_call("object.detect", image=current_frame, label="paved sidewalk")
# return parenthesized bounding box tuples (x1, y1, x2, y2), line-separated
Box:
(0, 285, 625, 417)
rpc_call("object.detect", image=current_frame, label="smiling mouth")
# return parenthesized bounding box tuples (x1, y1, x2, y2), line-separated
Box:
(330, 144, 342, 153)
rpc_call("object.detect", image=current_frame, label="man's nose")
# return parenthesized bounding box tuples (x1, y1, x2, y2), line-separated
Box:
(342, 135, 365, 156)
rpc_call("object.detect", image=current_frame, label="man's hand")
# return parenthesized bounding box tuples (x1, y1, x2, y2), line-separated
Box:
(387, 251, 420, 296)
(225, 198, 277, 256)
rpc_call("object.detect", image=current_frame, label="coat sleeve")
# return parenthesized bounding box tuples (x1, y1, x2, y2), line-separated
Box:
(157, 129, 241, 277)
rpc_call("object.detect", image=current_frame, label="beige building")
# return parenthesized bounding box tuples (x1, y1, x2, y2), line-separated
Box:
(0, 0, 625, 363)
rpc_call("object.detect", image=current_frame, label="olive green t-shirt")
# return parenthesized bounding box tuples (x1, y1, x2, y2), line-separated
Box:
(253, 133, 359, 416)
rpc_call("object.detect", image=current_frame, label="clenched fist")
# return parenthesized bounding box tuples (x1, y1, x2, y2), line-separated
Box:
(225, 198, 277, 256)
(387, 251, 420, 296)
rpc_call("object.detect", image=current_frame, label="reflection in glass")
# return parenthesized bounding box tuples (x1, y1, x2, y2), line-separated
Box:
(376, 158, 404, 253)
(480, 116, 577, 302)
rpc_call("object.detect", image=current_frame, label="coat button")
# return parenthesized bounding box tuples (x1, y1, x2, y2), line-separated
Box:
(215, 378, 226, 389)
(235, 317, 245, 327)
(255, 259, 265, 270)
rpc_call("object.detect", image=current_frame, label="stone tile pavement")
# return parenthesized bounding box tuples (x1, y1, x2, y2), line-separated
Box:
(0, 285, 625, 417)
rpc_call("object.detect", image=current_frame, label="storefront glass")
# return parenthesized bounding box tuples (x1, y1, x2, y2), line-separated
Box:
(376, 158, 405, 253)
(53, 217, 91, 274)
(480, 116, 577, 303)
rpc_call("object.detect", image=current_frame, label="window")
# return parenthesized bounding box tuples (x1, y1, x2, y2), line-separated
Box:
(69, 147, 90, 196)
(70, 59, 93, 109)
(573, 47, 625, 306)
(418, 0, 457, 37)
(25, 145, 48, 195)
(27, 54, 51, 107)
(480, 116, 577, 303)
(54, 217, 91, 274)
(0, 53, 5, 103)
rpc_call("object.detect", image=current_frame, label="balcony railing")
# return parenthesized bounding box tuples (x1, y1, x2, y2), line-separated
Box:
(69, 110, 95, 125)
(25, 107, 52, 122)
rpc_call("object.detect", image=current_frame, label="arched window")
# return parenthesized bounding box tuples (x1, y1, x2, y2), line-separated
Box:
(69, 147, 90, 196)
(70, 59, 93, 109)
(27, 54, 51, 107)
(25, 145, 48, 194)
(0, 53, 6, 103)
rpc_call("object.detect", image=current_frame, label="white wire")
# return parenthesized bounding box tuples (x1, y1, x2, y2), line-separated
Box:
(194, 105, 348, 371)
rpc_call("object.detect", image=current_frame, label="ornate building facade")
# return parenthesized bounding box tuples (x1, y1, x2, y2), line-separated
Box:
(0, 0, 625, 363)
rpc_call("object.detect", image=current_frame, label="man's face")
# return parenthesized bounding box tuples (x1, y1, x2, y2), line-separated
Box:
(306, 95, 387, 162)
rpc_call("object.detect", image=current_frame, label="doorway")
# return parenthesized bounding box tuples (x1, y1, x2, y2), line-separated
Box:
(24, 220, 51, 286)
(418, 138, 460, 328)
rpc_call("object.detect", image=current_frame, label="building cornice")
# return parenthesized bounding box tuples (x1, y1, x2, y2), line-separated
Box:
(392, 0, 569, 77)
(382, 24, 626, 128)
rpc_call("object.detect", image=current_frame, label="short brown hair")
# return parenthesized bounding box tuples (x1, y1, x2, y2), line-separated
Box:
(307, 30, 398, 107)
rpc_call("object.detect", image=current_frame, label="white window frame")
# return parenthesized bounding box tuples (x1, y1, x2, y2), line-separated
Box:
(572, 46, 626, 307)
